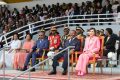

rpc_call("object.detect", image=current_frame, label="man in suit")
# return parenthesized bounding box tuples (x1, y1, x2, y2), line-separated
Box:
(22, 31, 49, 71)
(48, 30, 81, 75)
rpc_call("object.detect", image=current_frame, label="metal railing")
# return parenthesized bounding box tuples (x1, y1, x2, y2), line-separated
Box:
(0, 47, 11, 80)
(9, 46, 75, 80)
(0, 13, 120, 47)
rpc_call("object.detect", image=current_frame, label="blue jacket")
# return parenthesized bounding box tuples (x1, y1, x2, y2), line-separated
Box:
(32, 38, 49, 52)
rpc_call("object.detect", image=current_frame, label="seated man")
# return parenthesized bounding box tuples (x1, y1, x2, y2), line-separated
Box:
(22, 31, 49, 71)
(48, 30, 81, 75)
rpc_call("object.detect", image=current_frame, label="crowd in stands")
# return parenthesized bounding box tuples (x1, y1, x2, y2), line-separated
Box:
(0, 0, 120, 34)
(0, 23, 119, 76)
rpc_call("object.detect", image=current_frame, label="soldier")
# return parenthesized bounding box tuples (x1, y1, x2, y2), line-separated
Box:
(76, 26, 85, 49)
(61, 26, 70, 47)
(76, 26, 85, 39)
(48, 24, 61, 50)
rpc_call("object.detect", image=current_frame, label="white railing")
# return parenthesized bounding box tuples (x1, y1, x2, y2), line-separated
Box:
(0, 13, 120, 46)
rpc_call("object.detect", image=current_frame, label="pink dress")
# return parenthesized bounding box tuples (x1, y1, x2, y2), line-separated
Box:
(75, 36, 100, 74)
(13, 40, 34, 69)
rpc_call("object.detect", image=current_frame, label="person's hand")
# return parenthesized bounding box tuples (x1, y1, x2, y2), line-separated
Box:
(36, 49, 39, 53)
(29, 49, 33, 53)
(104, 46, 106, 50)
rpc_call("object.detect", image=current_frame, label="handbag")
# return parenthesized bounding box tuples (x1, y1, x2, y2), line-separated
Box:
(107, 52, 117, 65)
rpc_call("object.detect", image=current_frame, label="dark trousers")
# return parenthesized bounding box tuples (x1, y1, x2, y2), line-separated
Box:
(103, 49, 110, 57)
(52, 51, 69, 71)
(24, 52, 43, 67)
(117, 49, 120, 65)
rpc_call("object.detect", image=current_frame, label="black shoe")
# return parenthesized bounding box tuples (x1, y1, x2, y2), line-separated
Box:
(21, 67, 27, 71)
(62, 70, 67, 75)
(48, 71, 56, 75)
(30, 68, 35, 72)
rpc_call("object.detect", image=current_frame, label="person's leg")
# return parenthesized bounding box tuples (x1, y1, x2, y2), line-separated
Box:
(49, 52, 64, 75)
(103, 50, 109, 67)
(30, 52, 42, 71)
(62, 53, 68, 70)
(81, 54, 90, 74)
(75, 54, 84, 72)
(22, 53, 32, 70)
(62, 52, 69, 75)
(31, 52, 42, 66)
(117, 49, 120, 65)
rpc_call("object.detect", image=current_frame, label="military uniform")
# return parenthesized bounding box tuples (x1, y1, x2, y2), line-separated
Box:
(61, 26, 70, 47)
(76, 26, 85, 48)
(48, 26, 61, 49)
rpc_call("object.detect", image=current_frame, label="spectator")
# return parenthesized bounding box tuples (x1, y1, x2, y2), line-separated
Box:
(112, 1, 119, 13)
(74, 3, 80, 15)
(102, 0, 113, 13)
(0, 1, 119, 34)
(0, 33, 21, 68)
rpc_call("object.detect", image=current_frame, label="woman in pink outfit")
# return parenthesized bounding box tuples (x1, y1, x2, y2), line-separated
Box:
(13, 33, 34, 70)
(75, 28, 100, 76)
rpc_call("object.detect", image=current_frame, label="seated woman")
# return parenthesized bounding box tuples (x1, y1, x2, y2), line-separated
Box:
(0, 33, 22, 68)
(13, 33, 34, 70)
(75, 28, 100, 76)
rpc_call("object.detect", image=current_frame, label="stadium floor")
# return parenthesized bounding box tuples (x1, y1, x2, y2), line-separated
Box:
(0, 66, 120, 80)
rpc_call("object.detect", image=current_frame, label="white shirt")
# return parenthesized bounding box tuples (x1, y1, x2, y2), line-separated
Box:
(10, 40, 21, 49)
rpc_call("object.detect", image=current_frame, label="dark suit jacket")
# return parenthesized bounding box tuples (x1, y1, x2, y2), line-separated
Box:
(104, 34, 116, 52)
(64, 37, 81, 51)
(117, 6, 120, 13)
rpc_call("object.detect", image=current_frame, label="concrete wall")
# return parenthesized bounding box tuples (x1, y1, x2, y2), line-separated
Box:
(7, 0, 93, 11)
